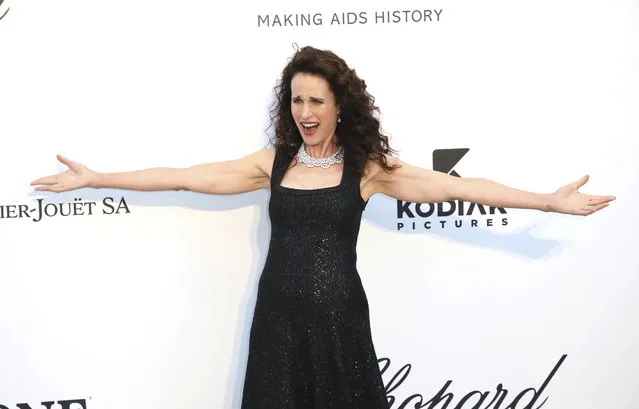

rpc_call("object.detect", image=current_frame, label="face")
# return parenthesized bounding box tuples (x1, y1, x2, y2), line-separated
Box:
(290, 72, 340, 147)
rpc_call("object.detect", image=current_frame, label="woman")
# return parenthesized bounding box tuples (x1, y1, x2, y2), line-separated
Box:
(30, 46, 614, 408)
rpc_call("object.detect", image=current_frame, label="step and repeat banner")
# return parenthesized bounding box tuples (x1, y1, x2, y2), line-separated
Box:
(1, 0, 637, 408)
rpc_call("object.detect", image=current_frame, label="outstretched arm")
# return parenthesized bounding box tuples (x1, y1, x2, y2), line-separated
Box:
(30, 149, 275, 195)
(368, 156, 615, 216)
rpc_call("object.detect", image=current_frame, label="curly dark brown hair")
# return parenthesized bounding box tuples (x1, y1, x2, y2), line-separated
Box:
(268, 45, 399, 178)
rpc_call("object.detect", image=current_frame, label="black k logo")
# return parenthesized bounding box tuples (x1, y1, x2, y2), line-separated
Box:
(432, 148, 469, 177)
(0, 0, 10, 21)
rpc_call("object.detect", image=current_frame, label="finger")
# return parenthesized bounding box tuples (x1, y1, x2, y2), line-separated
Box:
(584, 203, 609, 215)
(587, 196, 616, 206)
(588, 194, 616, 201)
(576, 174, 589, 189)
(34, 185, 54, 191)
(57, 154, 75, 169)
(30, 174, 58, 186)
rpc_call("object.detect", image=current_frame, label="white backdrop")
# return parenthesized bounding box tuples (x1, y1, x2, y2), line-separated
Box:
(1, 0, 637, 408)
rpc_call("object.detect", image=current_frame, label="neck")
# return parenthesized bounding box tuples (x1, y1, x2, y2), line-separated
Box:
(304, 138, 340, 158)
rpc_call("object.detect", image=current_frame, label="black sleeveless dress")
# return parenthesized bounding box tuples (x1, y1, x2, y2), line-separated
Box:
(240, 149, 390, 409)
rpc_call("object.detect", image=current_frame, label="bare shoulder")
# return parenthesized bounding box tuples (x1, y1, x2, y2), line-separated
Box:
(363, 154, 403, 182)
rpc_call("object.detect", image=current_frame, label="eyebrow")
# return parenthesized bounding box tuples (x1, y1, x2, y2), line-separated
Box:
(292, 95, 325, 102)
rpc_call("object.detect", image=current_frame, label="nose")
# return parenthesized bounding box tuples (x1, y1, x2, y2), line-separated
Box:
(301, 103, 313, 119)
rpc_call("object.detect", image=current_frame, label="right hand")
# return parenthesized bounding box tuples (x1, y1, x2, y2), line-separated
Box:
(30, 154, 98, 192)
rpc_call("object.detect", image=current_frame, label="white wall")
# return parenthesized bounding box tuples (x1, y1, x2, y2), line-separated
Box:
(0, 0, 637, 408)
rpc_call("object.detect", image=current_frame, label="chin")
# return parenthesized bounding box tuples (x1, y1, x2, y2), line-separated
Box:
(302, 135, 327, 146)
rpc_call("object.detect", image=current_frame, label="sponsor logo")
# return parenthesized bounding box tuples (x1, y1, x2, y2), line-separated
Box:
(0, 0, 10, 21)
(257, 9, 443, 27)
(397, 149, 509, 231)
(0, 398, 87, 409)
(381, 355, 566, 409)
(0, 197, 131, 223)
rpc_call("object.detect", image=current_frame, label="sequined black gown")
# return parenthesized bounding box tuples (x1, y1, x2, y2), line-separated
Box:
(240, 149, 389, 409)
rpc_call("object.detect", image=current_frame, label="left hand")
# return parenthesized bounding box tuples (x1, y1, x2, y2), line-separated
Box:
(550, 175, 616, 215)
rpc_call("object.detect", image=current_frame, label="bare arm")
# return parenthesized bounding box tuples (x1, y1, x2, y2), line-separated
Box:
(31, 149, 275, 195)
(176, 149, 274, 194)
(365, 156, 614, 215)
(89, 167, 189, 191)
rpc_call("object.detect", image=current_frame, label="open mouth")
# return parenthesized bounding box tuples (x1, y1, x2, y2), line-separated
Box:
(301, 122, 320, 135)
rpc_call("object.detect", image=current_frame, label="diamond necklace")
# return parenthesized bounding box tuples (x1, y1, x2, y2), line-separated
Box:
(297, 144, 344, 168)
